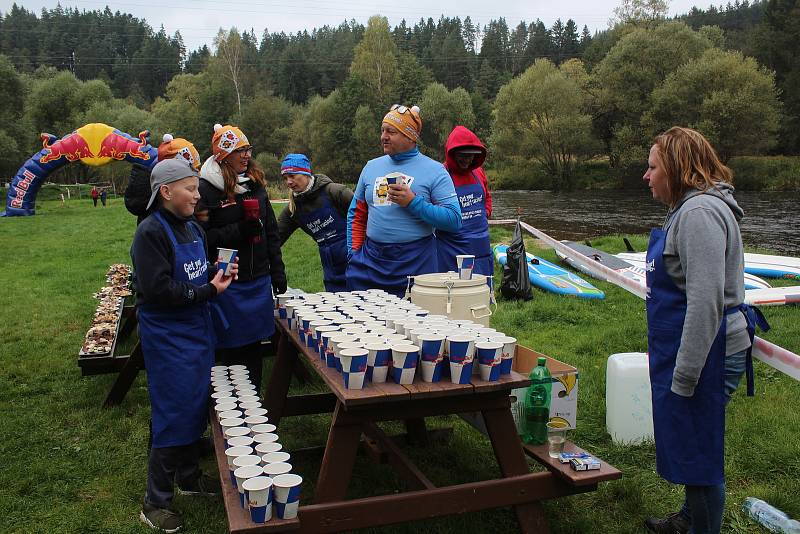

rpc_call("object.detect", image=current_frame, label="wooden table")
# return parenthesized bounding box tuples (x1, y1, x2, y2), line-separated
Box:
(212, 318, 621, 533)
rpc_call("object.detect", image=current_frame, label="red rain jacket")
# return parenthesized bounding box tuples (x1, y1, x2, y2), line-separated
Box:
(443, 125, 492, 218)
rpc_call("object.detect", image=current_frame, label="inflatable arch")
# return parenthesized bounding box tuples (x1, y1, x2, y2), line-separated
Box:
(2, 123, 158, 216)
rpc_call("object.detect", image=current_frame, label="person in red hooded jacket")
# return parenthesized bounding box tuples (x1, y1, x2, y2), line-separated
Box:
(436, 125, 494, 276)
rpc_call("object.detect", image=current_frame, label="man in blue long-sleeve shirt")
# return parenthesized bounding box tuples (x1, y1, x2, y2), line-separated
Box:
(346, 104, 462, 296)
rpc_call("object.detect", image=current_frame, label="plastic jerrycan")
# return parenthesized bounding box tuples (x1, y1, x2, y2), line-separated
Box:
(606, 352, 654, 444)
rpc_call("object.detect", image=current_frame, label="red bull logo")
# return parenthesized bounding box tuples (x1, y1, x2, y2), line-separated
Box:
(39, 133, 92, 164)
(97, 130, 151, 161)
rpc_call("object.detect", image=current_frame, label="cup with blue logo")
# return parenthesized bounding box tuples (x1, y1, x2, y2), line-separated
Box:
(418, 333, 445, 382)
(365, 341, 392, 382)
(476, 341, 504, 382)
(339, 348, 369, 389)
(217, 247, 237, 277)
(391, 344, 419, 385)
(490, 335, 517, 374)
(272, 473, 303, 520)
(447, 334, 476, 384)
(234, 464, 263, 508)
(456, 254, 475, 280)
(242, 476, 273, 523)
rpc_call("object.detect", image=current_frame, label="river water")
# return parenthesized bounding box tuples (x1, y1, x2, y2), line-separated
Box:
(492, 189, 800, 255)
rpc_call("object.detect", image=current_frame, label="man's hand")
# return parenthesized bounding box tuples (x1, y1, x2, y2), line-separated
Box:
(388, 183, 415, 207)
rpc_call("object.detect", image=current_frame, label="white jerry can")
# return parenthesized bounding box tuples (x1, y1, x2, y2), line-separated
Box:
(409, 272, 493, 326)
(605, 352, 654, 445)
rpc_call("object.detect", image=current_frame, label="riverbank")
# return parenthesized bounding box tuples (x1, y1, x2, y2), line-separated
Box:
(0, 201, 798, 533)
(487, 155, 800, 191)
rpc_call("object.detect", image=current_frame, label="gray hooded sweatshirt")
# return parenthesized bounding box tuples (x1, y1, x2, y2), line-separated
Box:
(662, 183, 750, 397)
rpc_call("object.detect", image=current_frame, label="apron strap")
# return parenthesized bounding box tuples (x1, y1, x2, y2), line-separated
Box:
(727, 303, 771, 397)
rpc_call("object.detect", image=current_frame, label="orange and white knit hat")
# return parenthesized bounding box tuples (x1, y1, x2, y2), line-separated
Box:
(382, 105, 422, 142)
(212, 123, 250, 161)
(157, 134, 200, 171)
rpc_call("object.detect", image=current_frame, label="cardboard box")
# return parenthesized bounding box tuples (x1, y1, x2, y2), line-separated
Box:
(459, 345, 579, 435)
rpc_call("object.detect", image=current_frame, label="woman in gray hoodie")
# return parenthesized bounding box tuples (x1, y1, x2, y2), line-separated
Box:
(642, 127, 768, 534)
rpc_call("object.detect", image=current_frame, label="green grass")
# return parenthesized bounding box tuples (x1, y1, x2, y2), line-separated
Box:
(0, 199, 798, 533)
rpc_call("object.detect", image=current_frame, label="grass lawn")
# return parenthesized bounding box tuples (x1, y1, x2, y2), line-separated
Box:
(1, 198, 798, 533)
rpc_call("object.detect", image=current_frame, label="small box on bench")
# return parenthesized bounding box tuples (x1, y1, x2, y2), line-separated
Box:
(461, 345, 579, 434)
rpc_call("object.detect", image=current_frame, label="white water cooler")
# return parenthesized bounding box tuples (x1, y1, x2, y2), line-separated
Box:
(606, 352, 654, 444)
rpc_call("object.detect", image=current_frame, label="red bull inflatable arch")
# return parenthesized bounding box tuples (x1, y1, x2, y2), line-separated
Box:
(2, 122, 158, 216)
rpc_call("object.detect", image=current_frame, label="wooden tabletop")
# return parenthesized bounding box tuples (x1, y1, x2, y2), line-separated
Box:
(276, 319, 530, 408)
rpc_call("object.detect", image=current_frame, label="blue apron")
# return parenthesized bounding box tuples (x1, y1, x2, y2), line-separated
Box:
(295, 187, 348, 292)
(212, 274, 274, 348)
(139, 212, 214, 448)
(436, 172, 493, 277)
(646, 223, 768, 485)
(347, 235, 437, 298)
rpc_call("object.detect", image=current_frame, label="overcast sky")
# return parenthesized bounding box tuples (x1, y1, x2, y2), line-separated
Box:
(1, 0, 716, 52)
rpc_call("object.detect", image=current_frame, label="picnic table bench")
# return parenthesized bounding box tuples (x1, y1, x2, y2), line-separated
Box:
(212, 318, 621, 533)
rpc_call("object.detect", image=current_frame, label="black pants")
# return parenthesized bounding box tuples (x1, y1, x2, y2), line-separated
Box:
(216, 341, 266, 395)
(145, 441, 200, 508)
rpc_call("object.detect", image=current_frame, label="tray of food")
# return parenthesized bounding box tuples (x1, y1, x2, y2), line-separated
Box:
(79, 264, 132, 358)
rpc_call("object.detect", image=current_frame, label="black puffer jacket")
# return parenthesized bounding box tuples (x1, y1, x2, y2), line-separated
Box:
(197, 158, 286, 290)
(124, 164, 152, 225)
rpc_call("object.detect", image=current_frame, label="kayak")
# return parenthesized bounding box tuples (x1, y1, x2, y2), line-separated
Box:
(494, 244, 604, 299)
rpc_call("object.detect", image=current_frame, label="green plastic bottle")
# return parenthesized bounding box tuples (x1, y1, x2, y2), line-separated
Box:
(522, 357, 552, 444)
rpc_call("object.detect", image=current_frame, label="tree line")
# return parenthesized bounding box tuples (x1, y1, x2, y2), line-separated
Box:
(0, 1, 797, 192)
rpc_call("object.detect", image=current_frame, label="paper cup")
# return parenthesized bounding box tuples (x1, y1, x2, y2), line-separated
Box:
(308, 319, 333, 349)
(339, 348, 368, 390)
(225, 445, 254, 486)
(262, 451, 291, 465)
(211, 391, 233, 401)
(253, 433, 280, 447)
(262, 462, 292, 477)
(255, 442, 283, 455)
(237, 395, 260, 405)
(242, 476, 273, 523)
(456, 254, 475, 280)
(272, 473, 303, 520)
(391, 344, 419, 385)
(251, 423, 277, 435)
(418, 334, 445, 363)
(491, 335, 517, 375)
(238, 401, 262, 411)
(234, 465, 263, 508)
(214, 402, 238, 420)
(447, 334, 476, 364)
(335, 341, 364, 373)
(213, 383, 234, 393)
(420, 360, 444, 382)
(364, 342, 392, 383)
(217, 247, 238, 276)
(449, 360, 473, 384)
(244, 407, 268, 418)
(211, 365, 229, 373)
(228, 365, 247, 372)
(220, 417, 246, 430)
(224, 426, 251, 448)
(244, 415, 269, 428)
(219, 409, 243, 421)
(227, 435, 255, 449)
(476, 341, 503, 382)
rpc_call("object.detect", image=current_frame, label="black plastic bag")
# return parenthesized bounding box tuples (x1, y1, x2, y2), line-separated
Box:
(500, 219, 533, 301)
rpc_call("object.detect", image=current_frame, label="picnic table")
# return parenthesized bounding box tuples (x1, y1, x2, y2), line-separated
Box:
(212, 318, 621, 533)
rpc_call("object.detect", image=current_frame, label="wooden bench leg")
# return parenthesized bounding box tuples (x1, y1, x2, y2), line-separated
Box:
(482, 402, 550, 534)
(404, 417, 429, 446)
(103, 341, 143, 408)
(314, 401, 363, 504)
(263, 330, 296, 426)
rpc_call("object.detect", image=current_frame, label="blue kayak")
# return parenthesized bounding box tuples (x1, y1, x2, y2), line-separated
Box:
(494, 245, 605, 299)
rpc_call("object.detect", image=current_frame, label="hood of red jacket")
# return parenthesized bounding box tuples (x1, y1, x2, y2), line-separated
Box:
(444, 126, 486, 175)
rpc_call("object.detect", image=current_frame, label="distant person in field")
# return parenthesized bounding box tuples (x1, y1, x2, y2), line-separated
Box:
(91, 185, 99, 207)
(100, 188, 108, 207)
(125, 134, 201, 225)
(437, 125, 493, 277)
(277, 153, 353, 292)
(131, 158, 236, 533)
(642, 127, 769, 534)
(346, 104, 461, 297)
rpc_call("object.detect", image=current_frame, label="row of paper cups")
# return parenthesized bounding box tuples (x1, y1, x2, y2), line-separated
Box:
(211, 365, 301, 523)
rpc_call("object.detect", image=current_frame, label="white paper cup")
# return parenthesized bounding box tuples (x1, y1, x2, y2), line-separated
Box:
(475, 341, 504, 382)
(339, 348, 368, 390)
(244, 407, 268, 418)
(272, 473, 303, 520)
(224, 426, 251, 445)
(255, 442, 283, 455)
(456, 254, 475, 280)
(390, 344, 419, 385)
(233, 454, 262, 471)
(227, 435, 255, 449)
(262, 461, 292, 477)
(262, 451, 291, 465)
(220, 417, 246, 430)
(211, 391, 233, 401)
(242, 476, 273, 523)
(238, 401, 262, 411)
(244, 415, 269, 428)
(234, 464, 263, 508)
(237, 395, 260, 405)
(228, 364, 247, 372)
(219, 409, 243, 421)
(217, 247, 237, 276)
(225, 445, 254, 485)
(214, 402, 237, 419)
(252, 432, 280, 446)
(251, 423, 277, 435)
(211, 365, 229, 373)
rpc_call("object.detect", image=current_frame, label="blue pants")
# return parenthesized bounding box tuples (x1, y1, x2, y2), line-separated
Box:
(679, 348, 747, 533)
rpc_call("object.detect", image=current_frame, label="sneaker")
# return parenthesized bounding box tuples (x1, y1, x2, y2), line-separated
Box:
(140, 502, 183, 533)
(644, 511, 690, 534)
(176, 474, 221, 497)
